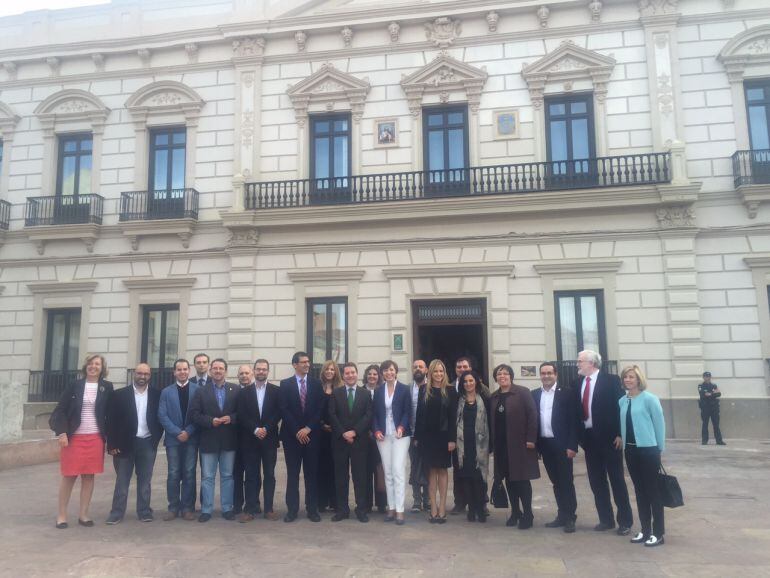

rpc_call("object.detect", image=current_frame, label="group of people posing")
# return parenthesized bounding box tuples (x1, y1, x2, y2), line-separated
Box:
(49, 349, 667, 547)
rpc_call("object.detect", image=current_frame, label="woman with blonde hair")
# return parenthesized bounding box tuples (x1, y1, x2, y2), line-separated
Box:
(318, 360, 343, 513)
(619, 365, 666, 547)
(414, 359, 458, 523)
(49, 354, 113, 528)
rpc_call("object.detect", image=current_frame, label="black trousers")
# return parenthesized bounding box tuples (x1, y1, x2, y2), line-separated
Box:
(333, 438, 368, 514)
(625, 446, 664, 537)
(317, 431, 337, 511)
(701, 405, 723, 444)
(408, 440, 429, 506)
(540, 437, 577, 522)
(233, 447, 245, 513)
(283, 437, 319, 516)
(243, 440, 277, 514)
(366, 436, 387, 511)
(505, 479, 532, 518)
(110, 437, 157, 519)
(582, 428, 633, 528)
(451, 450, 467, 509)
(460, 470, 486, 516)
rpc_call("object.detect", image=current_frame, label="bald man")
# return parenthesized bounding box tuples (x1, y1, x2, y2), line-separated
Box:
(106, 363, 163, 524)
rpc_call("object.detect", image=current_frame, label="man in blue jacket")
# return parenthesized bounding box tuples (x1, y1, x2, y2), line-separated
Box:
(158, 358, 199, 521)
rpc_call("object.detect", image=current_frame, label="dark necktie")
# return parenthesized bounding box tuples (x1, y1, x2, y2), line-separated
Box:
(582, 376, 592, 421)
(347, 387, 354, 412)
(299, 378, 307, 412)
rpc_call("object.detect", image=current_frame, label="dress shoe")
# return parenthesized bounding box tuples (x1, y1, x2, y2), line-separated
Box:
(55, 521, 68, 529)
(383, 514, 395, 522)
(701, 441, 709, 445)
(429, 515, 438, 524)
(410, 502, 422, 513)
(264, 511, 279, 521)
(630, 532, 648, 544)
(377, 505, 387, 514)
(239, 513, 254, 523)
(593, 522, 615, 531)
(617, 526, 631, 536)
(436, 515, 447, 525)
(545, 518, 565, 528)
(517, 515, 534, 530)
(307, 512, 321, 522)
(182, 512, 196, 521)
(717, 441, 726, 446)
(163, 511, 178, 522)
(450, 505, 465, 515)
(422, 502, 431, 511)
(331, 512, 349, 522)
(284, 512, 297, 523)
(105, 516, 122, 525)
(198, 513, 212, 523)
(78, 519, 94, 527)
(644, 535, 664, 547)
(395, 518, 405, 526)
(356, 511, 369, 523)
(254, 505, 263, 514)
(222, 511, 236, 521)
(477, 512, 488, 524)
(506, 512, 520, 527)
(467, 510, 476, 522)
(563, 520, 576, 533)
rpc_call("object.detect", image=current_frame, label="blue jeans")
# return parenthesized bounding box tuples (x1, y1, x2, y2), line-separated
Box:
(166, 442, 198, 514)
(200, 450, 235, 515)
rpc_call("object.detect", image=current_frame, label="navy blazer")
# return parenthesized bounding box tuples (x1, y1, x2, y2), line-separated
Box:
(188, 381, 240, 453)
(49, 378, 113, 438)
(573, 372, 624, 444)
(532, 385, 579, 453)
(372, 382, 412, 437)
(278, 375, 324, 442)
(106, 384, 163, 454)
(158, 381, 199, 447)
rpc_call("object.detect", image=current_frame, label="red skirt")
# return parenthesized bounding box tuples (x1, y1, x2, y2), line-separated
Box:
(60, 433, 105, 476)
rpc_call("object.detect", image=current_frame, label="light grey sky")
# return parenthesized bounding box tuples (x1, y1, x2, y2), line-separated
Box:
(0, 0, 110, 19)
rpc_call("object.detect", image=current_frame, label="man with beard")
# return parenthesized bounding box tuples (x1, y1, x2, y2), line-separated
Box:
(408, 359, 429, 512)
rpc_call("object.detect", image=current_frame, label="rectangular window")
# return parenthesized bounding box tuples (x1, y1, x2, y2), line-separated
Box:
(306, 298, 347, 373)
(44, 309, 81, 373)
(141, 304, 180, 379)
(57, 134, 92, 196)
(310, 114, 351, 202)
(545, 94, 596, 184)
(422, 105, 469, 196)
(554, 290, 606, 361)
(745, 81, 770, 185)
(149, 127, 186, 191)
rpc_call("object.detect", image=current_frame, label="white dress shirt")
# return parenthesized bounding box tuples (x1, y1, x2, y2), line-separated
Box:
(133, 385, 150, 438)
(580, 370, 600, 429)
(410, 382, 422, 431)
(539, 385, 556, 438)
(384, 384, 396, 436)
(255, 381, 266, 414)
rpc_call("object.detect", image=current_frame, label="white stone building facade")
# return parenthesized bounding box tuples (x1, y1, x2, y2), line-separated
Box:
(0, 0, 769, 437)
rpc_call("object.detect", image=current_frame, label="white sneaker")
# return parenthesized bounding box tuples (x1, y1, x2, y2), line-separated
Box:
(644, 534, 664, 547)
(630, 532, 646, 543)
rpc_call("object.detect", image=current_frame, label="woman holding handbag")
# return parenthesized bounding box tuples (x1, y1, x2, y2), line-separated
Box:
(619, 365, 666, 547)
(49, 354, 113, 529)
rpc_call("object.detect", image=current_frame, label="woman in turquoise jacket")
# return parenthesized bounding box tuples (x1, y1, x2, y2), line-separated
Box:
(619, 365, 666, 547)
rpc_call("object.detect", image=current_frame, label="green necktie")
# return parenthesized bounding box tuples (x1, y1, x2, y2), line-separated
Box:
(347, 387, 354, 411)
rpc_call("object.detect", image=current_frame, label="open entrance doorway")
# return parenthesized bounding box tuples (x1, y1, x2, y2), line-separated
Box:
(411, 299, 488, 384)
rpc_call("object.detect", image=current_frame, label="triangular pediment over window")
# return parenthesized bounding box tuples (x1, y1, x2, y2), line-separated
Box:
(400, 53, 488, 114)
(287, 63, 370, 125)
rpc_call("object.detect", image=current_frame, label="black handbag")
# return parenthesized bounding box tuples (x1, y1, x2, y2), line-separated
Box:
(490, 477, 509, 509)
(657, 465, 684, 508)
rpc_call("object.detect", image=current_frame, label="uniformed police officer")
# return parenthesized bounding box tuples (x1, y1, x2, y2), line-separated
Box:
(698, 372, 725, 446)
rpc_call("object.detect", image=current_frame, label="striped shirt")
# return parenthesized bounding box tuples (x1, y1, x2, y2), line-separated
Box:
(74, 382, 100, 435)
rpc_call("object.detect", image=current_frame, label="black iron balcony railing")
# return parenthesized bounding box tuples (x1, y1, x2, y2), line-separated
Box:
(127, 367, 176, 390)
(732, 149, 770, 187)
(28, 370, 81, 402)
(246, 153, 671, 209)
(119, 188, 199, 221)
(0, 199, 9, 230)
(553, 360, 619, 389)
(25, 194, 104, 226)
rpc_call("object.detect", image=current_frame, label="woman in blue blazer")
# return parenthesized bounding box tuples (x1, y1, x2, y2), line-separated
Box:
(372, 360, 412, 525)
(619, 365, 666, 547)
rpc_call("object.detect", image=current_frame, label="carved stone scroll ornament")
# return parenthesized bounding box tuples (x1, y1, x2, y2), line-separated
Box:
(233, 37, 265, 58)
(638, 0, 678, 17)
(185, 43, 199, 64)
(655, 206, 695, 228)
(424, 17, 461, 49)
(227, 228, 259, 249)
(46, 57, 61, 77)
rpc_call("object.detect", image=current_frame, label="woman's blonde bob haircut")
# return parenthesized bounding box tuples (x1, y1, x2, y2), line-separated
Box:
(620, 364, 648, 391)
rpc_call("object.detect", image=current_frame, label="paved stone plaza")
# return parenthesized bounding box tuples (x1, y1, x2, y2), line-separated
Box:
(0, 439, 768, 577)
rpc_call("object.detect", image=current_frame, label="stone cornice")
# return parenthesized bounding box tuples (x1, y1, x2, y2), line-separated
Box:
(533, 259, 623, 275)
(743, 255, 770, 269)
(122, 276, 197, 290)
(26, 280, 98, 294)
(383, 262, 514, 279)
(286, 269, 365, 282)
(0, 248, 226, 268)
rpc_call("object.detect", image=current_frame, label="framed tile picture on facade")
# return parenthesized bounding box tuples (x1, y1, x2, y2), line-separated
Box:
(374, 118, 398, 148)
(493, 109, 519, 140)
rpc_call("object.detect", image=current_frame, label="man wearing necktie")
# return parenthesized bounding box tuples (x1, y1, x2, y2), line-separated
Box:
(328, 362, 373, 522)
(575, 350, 633, 535)
(278, 351, 324, 522)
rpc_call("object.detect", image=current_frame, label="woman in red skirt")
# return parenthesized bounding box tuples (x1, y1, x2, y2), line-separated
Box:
(49, 354, 113, 528)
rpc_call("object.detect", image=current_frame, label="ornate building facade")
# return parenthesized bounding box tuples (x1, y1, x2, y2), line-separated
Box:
(0, 0, 769, 437)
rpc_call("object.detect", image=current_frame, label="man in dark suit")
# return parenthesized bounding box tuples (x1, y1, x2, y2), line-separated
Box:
(232, 364, 253, 515)
(533, 361, 579, 533)
(575, 350, 633, 535)
(278, 351, 324, 522)
(192, 353, 212, 387)
(328, 362, 373, 523)
(188, 358, 239, 522)
(105, 363, 163, 524)
(236, 358, 281, 522)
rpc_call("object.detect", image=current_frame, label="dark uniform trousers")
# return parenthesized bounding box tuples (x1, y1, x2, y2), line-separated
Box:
(701, 404, 723, 444)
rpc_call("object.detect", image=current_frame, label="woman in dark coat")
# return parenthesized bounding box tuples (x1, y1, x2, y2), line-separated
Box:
(455, 371, 490, 523)
(414, 359, 457, 523)
(49, 354, 113, 529)
(318, 360, 342, 513)
(489, 363, 539, 529)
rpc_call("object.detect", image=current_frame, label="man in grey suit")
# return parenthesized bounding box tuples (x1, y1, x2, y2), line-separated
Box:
(158, 358, 199, 521)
